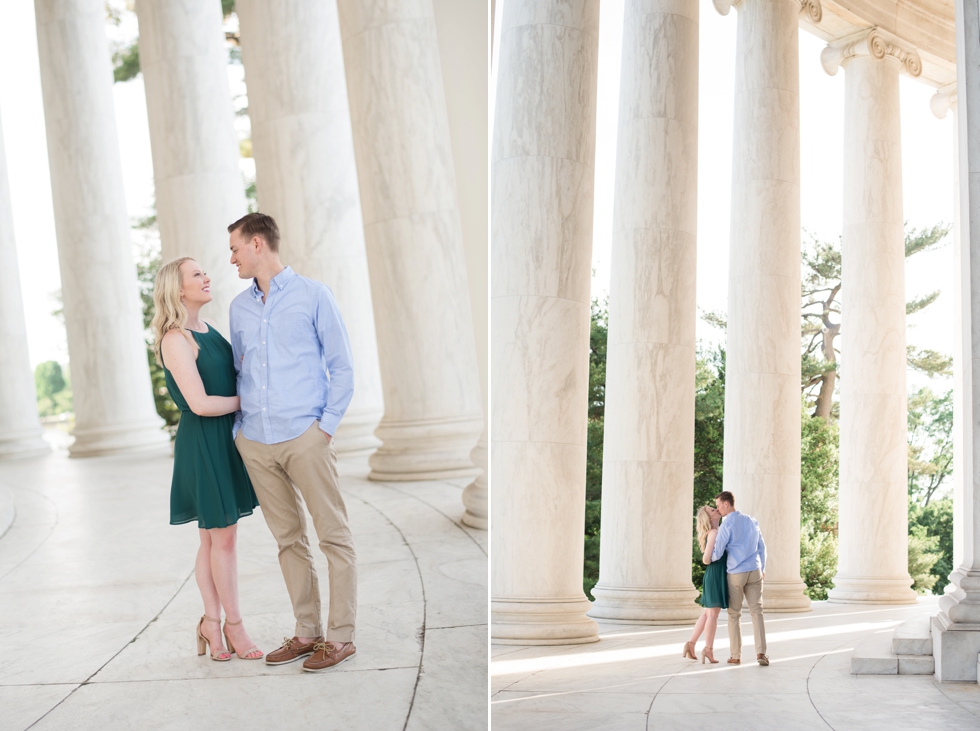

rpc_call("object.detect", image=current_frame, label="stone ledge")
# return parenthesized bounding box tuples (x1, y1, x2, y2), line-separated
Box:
(893, 615, 933, 655)
(851, 632, 935, 675)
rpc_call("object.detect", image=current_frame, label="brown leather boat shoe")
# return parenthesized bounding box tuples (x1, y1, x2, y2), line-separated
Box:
(757, 654, 770, 666)
(302, 641, 356, 672)
(265, 636, 321, 666)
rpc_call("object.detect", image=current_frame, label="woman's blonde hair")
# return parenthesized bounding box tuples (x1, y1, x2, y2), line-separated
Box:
(695, 506, 713, 552)
(151, 257, 200, 366)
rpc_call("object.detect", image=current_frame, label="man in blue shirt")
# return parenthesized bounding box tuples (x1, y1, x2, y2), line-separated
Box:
(711, 490, 768, 666)
(227, 213, 357, 673)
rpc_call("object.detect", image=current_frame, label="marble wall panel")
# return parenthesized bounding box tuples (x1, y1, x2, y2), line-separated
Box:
(337, 0, 483, 479)
(491, 0, 600, 642)
(136, 0, 247, 334)
(0, 112, 48, 459)
(830, 50, 915, 604)
(589, 0, 701, 624)
(35, 0, 168, 456)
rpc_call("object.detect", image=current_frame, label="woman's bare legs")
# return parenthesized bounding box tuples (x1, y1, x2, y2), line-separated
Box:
(208, 524, 261, 657)
(704, 607, 721, 649)
(688, 609, 708, 646)
(195, 529, 227, 653)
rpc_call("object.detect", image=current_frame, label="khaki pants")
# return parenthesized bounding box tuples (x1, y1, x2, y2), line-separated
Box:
(236, 421, 357, 641)
(727, 569, 766, 660)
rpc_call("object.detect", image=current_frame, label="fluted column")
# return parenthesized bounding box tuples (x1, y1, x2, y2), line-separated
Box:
(336, 1, 483, 480)
(932, 0, 980, 681)
(716, 0, 810, 611)
(135, 0, 246, 335)
(822, 28, 917, 605)
(0, 111, 49, 460)
(588, 0, 701, 623)
(236, 0, 384, 456)
(35, 0, 168, 457)
(431, 0, 488, 527)
(490, 0, 600, 645)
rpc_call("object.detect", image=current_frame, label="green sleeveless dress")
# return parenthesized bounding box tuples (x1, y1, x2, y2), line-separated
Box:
(162, 325, 258, 529)
(700, 551, 729, 608)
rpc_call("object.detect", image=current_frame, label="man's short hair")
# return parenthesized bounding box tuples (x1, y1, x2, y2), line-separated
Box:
(715, 491, 735, 507)
(228, 212, 280, 253)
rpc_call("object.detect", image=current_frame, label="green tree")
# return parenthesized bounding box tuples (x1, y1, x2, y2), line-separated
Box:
(908, 387, 954, 506)
(583, 299, 607, 599)
(799, 411, 839, 599)
(909, 497, 953, 594)
(800, 223, 951, 418)
(34, 361, 73, 418)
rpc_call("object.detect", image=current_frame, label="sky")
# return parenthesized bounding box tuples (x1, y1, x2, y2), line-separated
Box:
(1, 0, 958, 385)
(493, 0, 956, 391)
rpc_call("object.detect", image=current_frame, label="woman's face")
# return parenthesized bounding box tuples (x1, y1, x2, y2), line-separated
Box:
(179, 260, 212, 306)
(707, 507, 721, 522)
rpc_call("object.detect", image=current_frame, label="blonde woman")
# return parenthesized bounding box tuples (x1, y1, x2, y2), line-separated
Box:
(681, 505, 729, 664)
(152, 258, 262, 662)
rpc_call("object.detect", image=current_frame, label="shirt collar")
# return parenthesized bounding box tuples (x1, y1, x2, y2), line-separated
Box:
(250, 266, 295, 300)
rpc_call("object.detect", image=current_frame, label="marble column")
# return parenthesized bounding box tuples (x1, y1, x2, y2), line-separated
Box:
(236, 0, 384, 456)
(822, 28, 917, 605)
(336, 1, 483, 480)
(588, 0, 701, 623)
(431, 0, 488, 527)
(134, 0, 246, 335)
(35, 0, 168, 457)
(715, 0, 810, 611)
(490, 1, 600, 644)
(932, 0, 980, 681)
(0, 111, 49, 460)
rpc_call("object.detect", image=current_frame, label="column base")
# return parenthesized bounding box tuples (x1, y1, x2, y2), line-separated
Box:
(827, 575, 918, 604)
(69, 417, 171, 458)
(333, 408, 383, 457)
(0, 427, 50, 460)
(760, 578, 813, 612)
(932, 613, 980, 682)
(461, 431, 487, 530)
(492, 597, 600, 645)
(368, 414, 482, 482)
(588, 584, 702, 624)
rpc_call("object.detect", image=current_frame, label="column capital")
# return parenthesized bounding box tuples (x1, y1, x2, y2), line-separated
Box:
(931, 81, 958, 119)
(714, 0, 821, 22)
(821, 27, 922, 78)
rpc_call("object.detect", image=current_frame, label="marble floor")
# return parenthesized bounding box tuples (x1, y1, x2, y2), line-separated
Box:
(492, 596, 980, 730)
(0, 438, 488, 731)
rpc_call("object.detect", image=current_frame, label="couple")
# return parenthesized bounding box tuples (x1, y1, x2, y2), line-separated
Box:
(151, 212, 356, 673)
(683, 491, 769, 666)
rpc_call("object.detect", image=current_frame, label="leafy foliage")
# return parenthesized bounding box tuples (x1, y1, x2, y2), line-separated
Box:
(800, 411, 839, 599)
(583, 299, 607, 599)
(34, 361, 73, 418)
(908, 388, 954, 506)
(690, 346, 726, 594)
(909, 497, 953, 594)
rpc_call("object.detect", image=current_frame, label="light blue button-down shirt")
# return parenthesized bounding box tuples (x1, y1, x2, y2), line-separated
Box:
(711, 511, 767, 575)
(230, 266, 354, 444)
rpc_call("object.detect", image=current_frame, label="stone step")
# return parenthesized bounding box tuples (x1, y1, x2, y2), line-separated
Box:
(851, 632, 935, 676)
(891, 616, 933, 656)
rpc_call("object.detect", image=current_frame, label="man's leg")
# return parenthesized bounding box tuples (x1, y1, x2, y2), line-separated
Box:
(744, 569, 767, 659)
(727, 572, 746, 660)
(236, 432, 323, 638)
(278, 422, 357, 642)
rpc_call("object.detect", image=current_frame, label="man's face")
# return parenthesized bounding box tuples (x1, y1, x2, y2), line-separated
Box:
(715, 499, 733, 516)
(229, 230, 258, 280)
